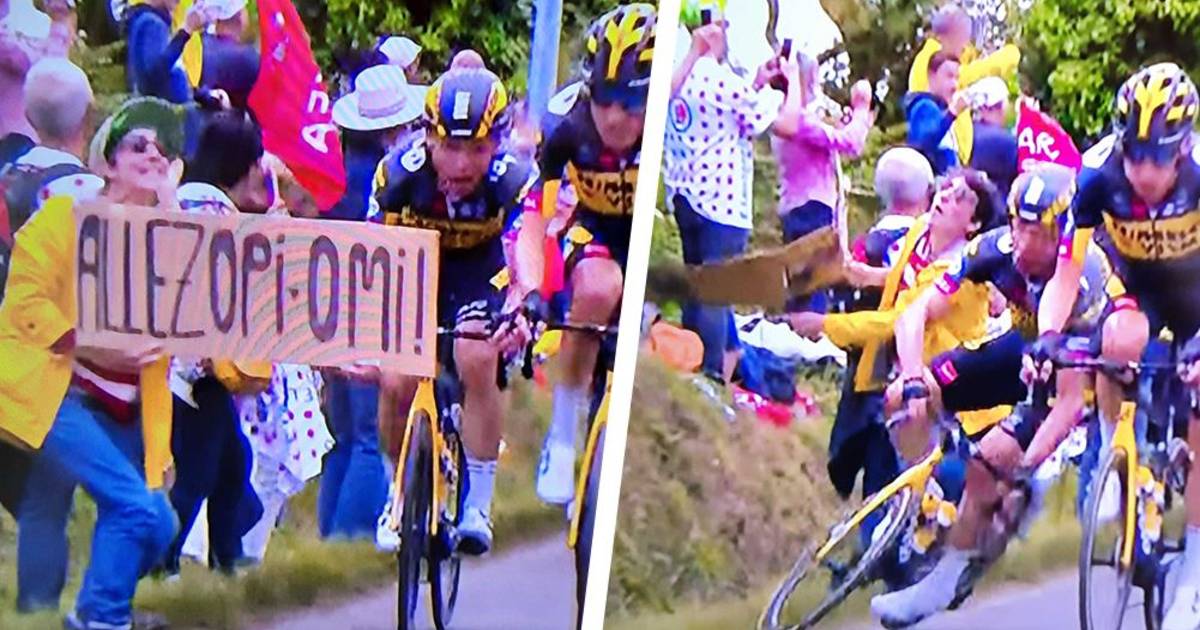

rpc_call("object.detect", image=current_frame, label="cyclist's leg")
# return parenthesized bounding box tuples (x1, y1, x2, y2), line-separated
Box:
(1095, 307, 1150, 453)
(454, 305, 505, 555)
(541, 219, 625, 504)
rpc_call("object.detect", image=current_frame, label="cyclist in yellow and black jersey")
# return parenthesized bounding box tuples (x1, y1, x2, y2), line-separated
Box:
(536, 4, 655, 506)
(371, 68, 545, 556)
(1036, 64, 1200, 630)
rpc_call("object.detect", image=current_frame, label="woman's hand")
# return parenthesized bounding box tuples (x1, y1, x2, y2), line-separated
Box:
(155, 158, 184, 210)
(76, 343, 163, 375)
(843, 259, 885, 288)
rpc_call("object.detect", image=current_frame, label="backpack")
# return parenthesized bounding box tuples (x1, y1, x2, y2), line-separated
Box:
(0, 159, 90, 302)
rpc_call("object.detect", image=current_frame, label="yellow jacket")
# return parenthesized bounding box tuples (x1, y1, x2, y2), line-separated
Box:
(0, 197, 174, 488)
(907, 38, 1021, 165)
(822, 216, 991, 394)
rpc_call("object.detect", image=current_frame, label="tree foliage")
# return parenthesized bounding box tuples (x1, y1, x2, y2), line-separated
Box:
(1020, 0, 1200, 143)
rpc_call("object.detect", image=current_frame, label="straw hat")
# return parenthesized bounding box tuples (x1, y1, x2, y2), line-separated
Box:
(332, 65, 427, 131)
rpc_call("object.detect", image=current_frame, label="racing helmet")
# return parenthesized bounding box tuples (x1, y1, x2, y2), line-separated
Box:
(424, 68, 510, 140)
(1008, 162, 1076, 229)
(1114, 62, 1199, 164)
(582, 4, 656, 110)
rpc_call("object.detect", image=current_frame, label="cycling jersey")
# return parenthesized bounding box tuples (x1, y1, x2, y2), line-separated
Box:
(371, 137, 536, 326)
(1063, 133, 1200, 337)
(540, 82, 639, 269)
(937, 225, 1125, 337)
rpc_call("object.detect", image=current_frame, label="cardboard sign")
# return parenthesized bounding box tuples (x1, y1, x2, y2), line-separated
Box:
(688, 227, 842, 309)
(73, 203, 439, 376)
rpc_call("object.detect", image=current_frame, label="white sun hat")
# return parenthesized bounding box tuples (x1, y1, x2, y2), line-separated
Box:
(332, 65, 428, 131)
(378, 36, 422, 69)
(204, 0, 248, 21)
(970, 76, 1010, 110)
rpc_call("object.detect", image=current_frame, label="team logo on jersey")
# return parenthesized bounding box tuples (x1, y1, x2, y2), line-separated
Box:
(401, 142, 426, 172)
(670, 97, 692, 132)
(548, 82, 583, 116)
(997, 232, 1015, 255)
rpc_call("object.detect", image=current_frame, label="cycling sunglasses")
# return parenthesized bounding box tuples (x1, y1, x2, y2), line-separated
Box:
(1122, 142, 1182, 167)
(117, 130, 174, 159)
(590, 84, 648, 114)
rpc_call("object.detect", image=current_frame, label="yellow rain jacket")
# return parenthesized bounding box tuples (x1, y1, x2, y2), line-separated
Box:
(907, 38, 1021, 165)
(0, 197, 174, 488)
(822, 216, 992, 389)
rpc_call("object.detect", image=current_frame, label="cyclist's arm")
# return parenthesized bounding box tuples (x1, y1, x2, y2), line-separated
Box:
(509, 201, 546, 304)
(895, 287, 953, 379)
(1038, 166, 1105, 334)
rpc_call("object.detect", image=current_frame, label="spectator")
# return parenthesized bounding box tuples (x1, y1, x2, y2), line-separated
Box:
(328, 64, 425, 221)
(825, 148, 934, 507)
(771, 51, 873, 312)
(164, 110, 269, 577)
(378, 35, 421, 81)
(907, 3, 1020, 94)
(966, 76, 1018, 199)
(450, 48, 486, 71)
(0, 5, 39, 139)
(198, 0, 259, 111)
(5, 97, 183, 630)
(904, 50, 968, 175)
(125, 0, 211, 103)
(664, 12, 802, 388)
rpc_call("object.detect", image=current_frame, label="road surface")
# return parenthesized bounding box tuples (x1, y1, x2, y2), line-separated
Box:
(255, 537, 576, 630)
(839, 569, 1165, 630)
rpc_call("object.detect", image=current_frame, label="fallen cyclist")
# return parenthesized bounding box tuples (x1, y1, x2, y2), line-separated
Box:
(870, 163, 1128, 627)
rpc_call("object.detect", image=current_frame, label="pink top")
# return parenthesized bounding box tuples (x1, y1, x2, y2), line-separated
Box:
(772, 104, 870, 214)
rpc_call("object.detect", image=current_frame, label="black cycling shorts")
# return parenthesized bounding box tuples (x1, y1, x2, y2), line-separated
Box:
(439, 243, 507, 328)
(931, 329, 1026, 413)
(566, 210, 631, 273)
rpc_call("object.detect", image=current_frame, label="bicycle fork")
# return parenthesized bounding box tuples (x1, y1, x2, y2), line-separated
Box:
(392, 379, 444, 536)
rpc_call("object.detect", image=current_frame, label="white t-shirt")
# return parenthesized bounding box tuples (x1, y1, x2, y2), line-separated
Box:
(15, 146, 105, 209)
(664, 56, 783, 229)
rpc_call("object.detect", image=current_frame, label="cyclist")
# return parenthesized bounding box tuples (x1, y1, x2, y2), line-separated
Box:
(1035, 62, 1200, 630)
(536, 4, 655, 505)
(871, 163, 1127, 627)
(371, 67, 545, 555)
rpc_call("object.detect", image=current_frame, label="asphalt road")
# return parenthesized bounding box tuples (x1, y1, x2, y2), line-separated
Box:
(254, 537, 577, 630)
(840, 570, 1160, 630)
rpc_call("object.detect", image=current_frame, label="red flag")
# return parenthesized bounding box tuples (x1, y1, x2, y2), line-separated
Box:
(1016, 100, 1082, 174)
(249, 0, 346, 211)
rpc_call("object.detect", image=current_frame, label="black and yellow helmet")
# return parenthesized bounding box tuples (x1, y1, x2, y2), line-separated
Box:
(424, 68, 510, 140)
(582, 4, 656, 110)
(1008, 162, 1076, 230)
(1114, 62, 1199, 164)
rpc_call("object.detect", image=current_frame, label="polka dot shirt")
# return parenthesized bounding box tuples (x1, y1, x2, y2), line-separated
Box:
(664, 56, 783, 229)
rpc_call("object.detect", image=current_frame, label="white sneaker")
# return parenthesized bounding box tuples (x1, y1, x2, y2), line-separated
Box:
(457, 507, 493, 556)
(1163, 585, 1200, 630)
(375, 484, 401, 552)
(870, 555, 966, 627)
(536, 441, 576, 505)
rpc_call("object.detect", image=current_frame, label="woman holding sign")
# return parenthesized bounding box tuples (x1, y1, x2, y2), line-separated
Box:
(2, 97, 185, 630)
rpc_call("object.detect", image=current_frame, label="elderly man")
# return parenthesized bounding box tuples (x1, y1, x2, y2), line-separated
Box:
(825, 147, 935, 507)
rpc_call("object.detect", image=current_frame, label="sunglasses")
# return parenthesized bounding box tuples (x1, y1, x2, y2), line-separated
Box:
(119, 132, 172, 159)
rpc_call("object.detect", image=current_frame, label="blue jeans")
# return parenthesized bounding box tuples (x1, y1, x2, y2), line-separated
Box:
(318, 375, 387, 539)
(166, 378, 262, 573)
(673, 194, 750, 381)
(781, 201, 834, 313)
(18, 390, 177, 624)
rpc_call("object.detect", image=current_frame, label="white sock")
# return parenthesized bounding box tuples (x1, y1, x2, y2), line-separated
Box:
(1182, 526, 1200, 587)
(465, 457, 498, 515)
(926, 546, 971, 589)
(548, 385, 586, 448)
(1099, 416, 1115, 453)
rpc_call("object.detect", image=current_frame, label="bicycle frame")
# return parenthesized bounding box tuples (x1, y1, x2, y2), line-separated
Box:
(567, 371, 612, 550)
(1113, 399, 1140, 570)
(815, 438, 945, 561)
(392, 377, 445, 536)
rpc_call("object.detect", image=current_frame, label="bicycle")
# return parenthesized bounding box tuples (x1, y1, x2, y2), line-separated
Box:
(1063, 353, 1192, 630)
(757, 402, 993, 630)
(390, 319, 537, 630)
(556, 323, 617, 629)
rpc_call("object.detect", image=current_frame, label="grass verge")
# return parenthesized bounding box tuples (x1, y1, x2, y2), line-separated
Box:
(0, 382, 562, 629)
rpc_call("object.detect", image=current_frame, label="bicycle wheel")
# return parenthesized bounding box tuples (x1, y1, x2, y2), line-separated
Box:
(759, 486, 917, 630)
(574, 423, 606, 629)
(429, 428, 466, 630)
(1079, 447, 1135, 630)
(398, 413, 433, 630)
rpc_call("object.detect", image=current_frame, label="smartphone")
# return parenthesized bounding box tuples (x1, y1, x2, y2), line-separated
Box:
(780, 38, 793, 61)
(701, 8, 713, 26)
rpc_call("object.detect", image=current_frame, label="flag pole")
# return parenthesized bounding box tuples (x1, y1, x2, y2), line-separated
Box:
(528, 0, 563, 125)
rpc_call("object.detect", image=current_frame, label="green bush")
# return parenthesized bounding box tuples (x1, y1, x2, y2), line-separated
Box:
(1020, 0, 1200, 142)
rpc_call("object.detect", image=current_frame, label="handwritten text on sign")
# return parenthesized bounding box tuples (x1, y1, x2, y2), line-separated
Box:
(73, 203, 440, 376)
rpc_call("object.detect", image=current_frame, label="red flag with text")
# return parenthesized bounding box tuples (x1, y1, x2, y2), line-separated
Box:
(249, 0, 346, 210)
(1016, 100, 1082, 174)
